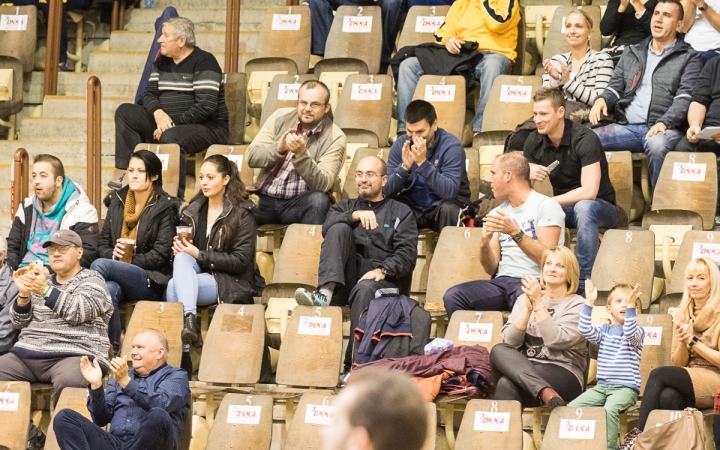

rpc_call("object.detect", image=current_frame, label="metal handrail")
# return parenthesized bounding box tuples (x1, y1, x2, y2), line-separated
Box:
(87, 76, 102, 215)
(224, 0, 241, 73)
(43, 0, 63, 97)
(10, 148, 29, 220)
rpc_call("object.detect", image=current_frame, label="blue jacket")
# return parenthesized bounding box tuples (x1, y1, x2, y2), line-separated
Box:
(384, 128, 471, 211)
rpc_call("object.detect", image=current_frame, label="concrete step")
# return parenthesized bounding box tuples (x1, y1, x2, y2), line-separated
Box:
(124, 7, 267, 32)
(20, 117, 117, 143)
(42, 95, 132, 119)
(88, 50, 253, 73)
(110, 30, 258, 54)
(152, 0, 284, 10)
(24, 72, 143, 104)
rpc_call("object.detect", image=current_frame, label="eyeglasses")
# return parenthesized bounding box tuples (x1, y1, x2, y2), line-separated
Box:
(48, 244, 77, 255)
(355, 172, 380, 180)
(298, 100, 326, 110)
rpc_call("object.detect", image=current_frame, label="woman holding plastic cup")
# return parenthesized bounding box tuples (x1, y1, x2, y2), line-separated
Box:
(90, 150, 180, 354)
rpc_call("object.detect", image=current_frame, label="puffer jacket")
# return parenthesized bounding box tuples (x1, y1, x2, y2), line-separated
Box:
(598, 36, 702, 129)
(178, 197, 257, 304)
(0, 264, 19, 353)
(98, 186, 180, 286)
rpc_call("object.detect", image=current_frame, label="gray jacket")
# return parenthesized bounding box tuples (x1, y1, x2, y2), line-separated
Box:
(598, 36, 702, 129)
(0, 264, 18, 353)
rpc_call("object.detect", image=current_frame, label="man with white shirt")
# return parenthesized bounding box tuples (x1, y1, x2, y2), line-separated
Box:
(682, 0, 720, 64)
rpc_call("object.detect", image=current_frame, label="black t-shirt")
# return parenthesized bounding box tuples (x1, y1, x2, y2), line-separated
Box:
(524, 119, 616, 205)
(691, 56, 720, 127)
(194, 202, 209, 251)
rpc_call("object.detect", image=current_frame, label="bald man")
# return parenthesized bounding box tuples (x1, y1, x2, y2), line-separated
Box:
(53, 329, 190, 450)
(295, 156, 419, 373)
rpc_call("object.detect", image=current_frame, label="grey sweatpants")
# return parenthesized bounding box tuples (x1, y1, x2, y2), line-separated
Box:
(0, 353, 87, 405)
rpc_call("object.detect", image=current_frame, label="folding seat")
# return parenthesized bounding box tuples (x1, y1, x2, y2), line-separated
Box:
(606, 151, 633, 227)
(396, 5, 451, 49)
(542, 6, 602, 61)
(540, 406, 607, 450)
(444, 310, 504, 352)
(284, 392, 337, 450)
(412, 75, 466, 142)
(636, 313, 673, 396)
(0, 381, 30, 450)
(203, 144, 254, 188)
(454, 399, 523, 449)
(335, 74, 393, 148)
(224, 73, 248, 145)
(480, 75, 542, 134)
(342, 147, 389, 200)
(120, 301, 184, 367)
(133, 143, 181, 199)
(44, 388, 91, 450)
(257, 73, 317, 127)
(465, 147, 481, 202)
(206, 393, 273, 450)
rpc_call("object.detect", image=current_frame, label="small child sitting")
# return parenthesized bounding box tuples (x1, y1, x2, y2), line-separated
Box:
(568, 281, 644, 450)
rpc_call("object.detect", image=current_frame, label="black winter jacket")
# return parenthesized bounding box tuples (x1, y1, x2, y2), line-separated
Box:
(598, 37, 702, 129)
(98, 186, 180, 286)
(179, 197, 257, 305)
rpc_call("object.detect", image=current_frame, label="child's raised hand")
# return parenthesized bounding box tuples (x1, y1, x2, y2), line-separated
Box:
(627, 283, 642, 308)
(584, 279, 598, 305)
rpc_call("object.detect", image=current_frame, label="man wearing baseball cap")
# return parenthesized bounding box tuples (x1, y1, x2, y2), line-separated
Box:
(0, 230, 112, 449)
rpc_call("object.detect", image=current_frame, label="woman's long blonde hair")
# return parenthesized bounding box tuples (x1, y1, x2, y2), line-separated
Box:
(674, 257, 720, 321)
(540, 246, 580, 296)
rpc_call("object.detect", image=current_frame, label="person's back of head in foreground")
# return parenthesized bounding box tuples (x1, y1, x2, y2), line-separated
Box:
(322, 368, 428, 450)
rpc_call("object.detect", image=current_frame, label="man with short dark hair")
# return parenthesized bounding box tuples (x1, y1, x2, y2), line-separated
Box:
(524, 87, 617, 293)
(247, 80, 347, 225)
(384, 100, 471, 231)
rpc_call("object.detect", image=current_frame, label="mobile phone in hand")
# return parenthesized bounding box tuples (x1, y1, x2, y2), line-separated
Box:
(547, 160, 560, 172)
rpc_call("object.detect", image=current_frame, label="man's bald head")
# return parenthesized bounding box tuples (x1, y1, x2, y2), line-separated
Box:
(355, 156, 387, 201)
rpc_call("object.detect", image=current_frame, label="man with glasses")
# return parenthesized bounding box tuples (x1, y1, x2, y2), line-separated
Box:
(0, 230, 112, 449)
(295, 156, 418, 372)
(247, 80, 347, 225)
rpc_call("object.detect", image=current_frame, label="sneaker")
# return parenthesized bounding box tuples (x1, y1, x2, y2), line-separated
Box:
(618, 427, 642, 450)
(295, 288, 328, 307)
(337, 371, 351, 388)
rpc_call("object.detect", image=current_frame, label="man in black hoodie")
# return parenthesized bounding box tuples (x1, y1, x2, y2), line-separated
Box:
(295, 156, 418, 370)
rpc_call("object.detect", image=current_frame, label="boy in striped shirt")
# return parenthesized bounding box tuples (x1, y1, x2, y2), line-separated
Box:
(568, 281, 644, 450)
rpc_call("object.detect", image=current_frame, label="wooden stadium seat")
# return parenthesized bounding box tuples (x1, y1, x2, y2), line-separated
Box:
(253, 5, 312, 74)
(120, 301, 184, 367)
(412, 75, 466, 142)
(315, 59, 369, 112)
(590, 230, 655, 309)
(0, 381, 30, 450)
(206, 394, 273, 450)
(338, 131, 382, 192)
(258, 73, 317, 126)
(533, 175, 554, 198)
(477, 144, 505, 194)
(263, 224, 324, 300)
(512, 5, 527, 76)
(276, 305, 343, 388)
(245, 60, 298, 124)
(651, 152, 718, 230)
(0, 56, 24, 130)
(605, 151, 633, 228)
(284, 393, 336, 449)
(335, 74, 393, 147)
(480, 75, 543, 133)
(342, 147, 389, 199)
(397, 5, 451, 49)
(0, 5, 37, 73)
(444, 310, 504, 352)
(203, 144, 254, 188)
(45, 388, 91, 450)
(134, 143, 181, 200)
(542, 6, 602, 61)
(465, 147, 481, 202)
(224, 73, 248, 145)
(324, 5, 382, 75)
(540, 406, 607, 450)
(454, 399, 523, 449)
(636, 313, 672, 396)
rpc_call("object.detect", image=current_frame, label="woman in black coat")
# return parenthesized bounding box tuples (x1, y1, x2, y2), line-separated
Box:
(90, 150, 180, 353)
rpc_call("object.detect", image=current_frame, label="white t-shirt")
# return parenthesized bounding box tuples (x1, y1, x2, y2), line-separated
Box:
(686, 0, 720, 52)
(491, 190, 566, 279)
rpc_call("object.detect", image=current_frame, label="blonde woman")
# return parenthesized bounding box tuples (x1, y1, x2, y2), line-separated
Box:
(619, 258, 720, 449)
(490, 246, 588, 410)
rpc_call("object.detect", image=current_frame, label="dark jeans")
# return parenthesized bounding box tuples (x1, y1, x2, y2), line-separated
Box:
(89, 258, 163, 353)
(54, 407, 176, 450)
(114, 103, 229, 199)
(253, 191, 332, 225)
(0, 353, 86, 405)
(443, 276, 523, 318)
(414, 199, 465, 232)
(637, 366, 695, 431)
(490, 343, 583, 407)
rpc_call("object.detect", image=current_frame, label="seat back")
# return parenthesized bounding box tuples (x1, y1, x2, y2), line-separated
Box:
(206, 394, 273, 450)
(0, 56, 23, 117)
(636, 313, 672, 396)
(120, 301, 184, 367)
(0, 381, 30, 450)
(0, 6, 37, 73)
(325, 5, 382, 74)
(397, 5, 451, 49)
(255, 5, 312, 74)
(480, 75, 542, 133)
(666, 230, 720, 297)
(45, 388, 91, 450)
(134, 144, 181, 199)
(412, 75, 466, 141)
(540, 406, 607, 450)
(284, 393, 336, 449)
(511, 5, 526, 76)
(244, 59, 298, 119)
(272, 224, 324, 286)
(342, 147, 389, 199)
(276, 306, 343, 388)
(260, 74, 317, 127)
(198, 304, 266, 384)
(335, 74, 393, 147)
(542, 6, 602, 60)
(465, 147, 480, 202)
(204, 144, 254, 187)
(224, 72, 248, 144)
(444, 310, 504, 351)
(590, 230, 655, 309)
(426, 227, 492, 305)
(652, 152, 718, 230)
(606, 151, 633, 227)
(455, 399, 523, 449)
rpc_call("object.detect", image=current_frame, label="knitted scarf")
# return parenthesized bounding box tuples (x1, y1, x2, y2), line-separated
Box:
(120, 190, 153, 240)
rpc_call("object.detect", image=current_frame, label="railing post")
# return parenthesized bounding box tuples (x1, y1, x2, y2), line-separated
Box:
(43, 0, 63, 97)
(87, 76, 102, 216)
(224, 0, 240, 73)
(10, 148, 29, 221)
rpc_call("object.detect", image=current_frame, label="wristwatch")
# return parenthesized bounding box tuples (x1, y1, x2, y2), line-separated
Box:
(512, 230, 525, 244)
(379, 267, 389, 278)
(689, 335, 700, 348)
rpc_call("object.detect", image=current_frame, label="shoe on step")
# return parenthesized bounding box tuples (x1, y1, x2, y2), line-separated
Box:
(181, 312, 202, 347)
(295, 288, 328, 307)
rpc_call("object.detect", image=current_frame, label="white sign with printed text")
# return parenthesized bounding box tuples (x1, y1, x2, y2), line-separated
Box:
(672, 162, 706, 181)
(298, 316, 332, 336)
(305, 405, 335, 424)
(643, 327, 663, 346)
(559, 419, 595, 439)
(500, 85, 533, 103)
(342, 16, 373, 33)
(0, 392, 19, 411)
(459, 322, 493, 342)
(227, 405, 262, 424)
(351, 83, 382, 101)
(474, 411, 510, 432)
(278, 83, 300, 100)
(226, 155, 243, 171)
(415, 15, 445, 33)
(424, 84, 455, 102)
(0, 14, 28, 31)
(692, 242, 720, 263)
(157, 154, 169, 171)
(271, 14, 301, 30)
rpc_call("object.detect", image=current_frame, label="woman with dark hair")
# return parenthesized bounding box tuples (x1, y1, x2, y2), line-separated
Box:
(167, 154, 258, 374)
(90, 150, 180, 354)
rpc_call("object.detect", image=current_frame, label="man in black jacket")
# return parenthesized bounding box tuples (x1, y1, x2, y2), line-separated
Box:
(295, 156, 418, 371)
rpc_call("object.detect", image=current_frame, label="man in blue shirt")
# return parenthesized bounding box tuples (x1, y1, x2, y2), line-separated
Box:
(384, 100, 471, 231)
(53, 329, 190, 450)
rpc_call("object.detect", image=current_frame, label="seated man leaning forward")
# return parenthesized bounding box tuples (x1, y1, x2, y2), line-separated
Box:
(247, 80, 347, 226)
(294, 156, 418, 372)
(443, 153, 565, 317)
(385, 100, 471, 231)
(53, 329, 191, 450)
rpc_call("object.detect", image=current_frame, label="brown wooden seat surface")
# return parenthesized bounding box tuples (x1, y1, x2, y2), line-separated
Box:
(325, 5, 382, 74)
(120, 301, 184, 367)
(0, 381, 30, 450)
(445, 311, 504, 352)
(455, 399, 523, 449)
(412, 75, 466, 141)
(259, 74, 318, 127)
(637, 313, 672, 396)
(134, 144, 180, 199)
(541, 406, 607, 450)
(0, 6, 37, 73)
(606, 151, 633, 228)
(342, 147, 390, 199)
(335, 74, 393, 147)
(45, 388, 91, 450)
(542, 6, 602, 61)
(667, 231, 720, 296)
(271, 224, 324, 287)
(206, 393, 273, 450)
(284, 393, 337, 449)
(465, 147, 480, 202)
(224, 72, 248, 145)
(204, 144, 254, 187)
(254, 5, 312, 74)
(397, 5, 452, 49)
(480, 75, 543, 133)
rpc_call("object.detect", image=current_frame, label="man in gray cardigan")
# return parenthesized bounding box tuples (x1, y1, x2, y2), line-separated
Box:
(247, 80, 347, 225)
